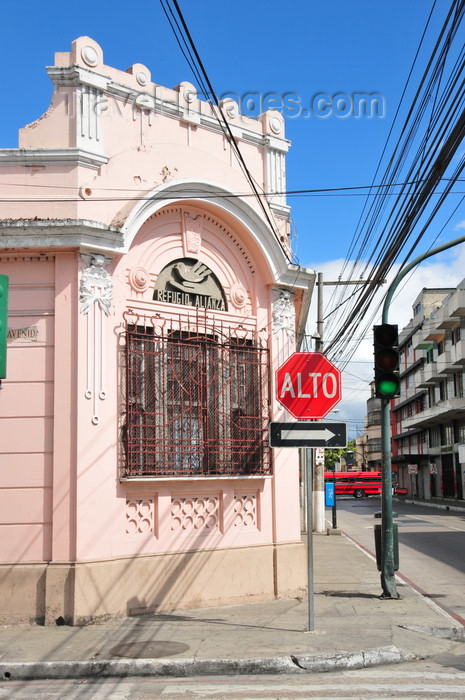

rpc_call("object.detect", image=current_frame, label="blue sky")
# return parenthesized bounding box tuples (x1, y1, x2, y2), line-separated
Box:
(1, 1, 464, 434)
(2, 1, 461, 266)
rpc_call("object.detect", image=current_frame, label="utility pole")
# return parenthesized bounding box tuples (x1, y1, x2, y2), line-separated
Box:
(312, 272, 372, 533)
(313, 273, 326, 532)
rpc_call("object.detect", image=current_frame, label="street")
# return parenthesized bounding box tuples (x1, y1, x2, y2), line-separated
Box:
(330, 496, 465, 625)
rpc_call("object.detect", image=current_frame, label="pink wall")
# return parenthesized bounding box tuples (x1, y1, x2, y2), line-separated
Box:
(0, 258, 55, 561)
(0, 36, 314, 620)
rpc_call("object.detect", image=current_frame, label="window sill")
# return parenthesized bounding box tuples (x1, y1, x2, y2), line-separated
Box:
(120, 474, 272, 482)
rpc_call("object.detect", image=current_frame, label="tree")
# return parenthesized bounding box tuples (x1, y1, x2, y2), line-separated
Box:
(324, 439, 356, 471)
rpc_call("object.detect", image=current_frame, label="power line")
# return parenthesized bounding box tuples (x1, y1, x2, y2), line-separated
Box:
(323, 0, 465, 360)
(160, 0, 294, 263)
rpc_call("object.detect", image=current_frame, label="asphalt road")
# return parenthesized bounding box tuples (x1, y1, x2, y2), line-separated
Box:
(329, 496, 465, 624)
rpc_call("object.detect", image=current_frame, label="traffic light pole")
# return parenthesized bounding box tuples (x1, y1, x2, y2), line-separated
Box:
(380, 396, 397, 597)
(379, 232, 465, 598)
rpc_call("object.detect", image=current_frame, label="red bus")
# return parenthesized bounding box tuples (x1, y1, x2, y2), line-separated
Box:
(324, 471, 382, 499)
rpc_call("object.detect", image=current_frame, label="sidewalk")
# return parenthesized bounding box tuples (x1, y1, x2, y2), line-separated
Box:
(397, 495, 465, 513)
(1, 532, 464, 681)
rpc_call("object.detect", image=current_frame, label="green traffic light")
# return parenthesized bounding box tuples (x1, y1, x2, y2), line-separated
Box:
(373, 323, 399, 399)
(376, 375, 400, 398)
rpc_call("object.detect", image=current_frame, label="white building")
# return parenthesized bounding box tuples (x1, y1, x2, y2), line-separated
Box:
(392, 282, 465, 501)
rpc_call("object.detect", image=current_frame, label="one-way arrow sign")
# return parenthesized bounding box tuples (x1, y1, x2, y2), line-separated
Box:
(269, 422, 347, 448)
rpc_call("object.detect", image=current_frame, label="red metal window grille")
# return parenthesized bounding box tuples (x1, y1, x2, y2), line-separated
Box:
(123, 313, 272, 478)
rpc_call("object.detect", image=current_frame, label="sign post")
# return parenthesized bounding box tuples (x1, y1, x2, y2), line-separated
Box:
(274, 352, 343, 630)
(305, 448, 314, 632)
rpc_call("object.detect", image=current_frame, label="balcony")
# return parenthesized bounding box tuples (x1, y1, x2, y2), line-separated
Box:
(446, 288, 465, 318)
(436, 350, 453, 375)
(450, 339, 465, 365)
(401, 397, 465, 429)
(421, 318, 445, 342)
(416, 361, 439, 387)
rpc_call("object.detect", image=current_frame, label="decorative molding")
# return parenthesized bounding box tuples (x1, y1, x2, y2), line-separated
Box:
(0, 219, 123, 253)
(170, 495, 220, 534)
(128, 266, 150, 294)
(77, 85, 104, 154)
(266, 149, 287, 207)
(126, 498, 154, 534)
(182, 212, 203, 256)
(229, 283, 248, 310)
(0, 254, 55, 263)
(80, 254, 112, 425)
(45, 62, 290, 152)
(81, 45, 99, 67)
(0, 148, 108, 169)
(80, 254, 112, 315)
(233, 493, 258, 529)
(203, 213, 255, 274)
(272, 288, 295, 338)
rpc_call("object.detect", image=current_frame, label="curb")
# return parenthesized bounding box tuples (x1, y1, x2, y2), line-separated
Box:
(0, 646, 409, 681)
(398, 498, 465, 514)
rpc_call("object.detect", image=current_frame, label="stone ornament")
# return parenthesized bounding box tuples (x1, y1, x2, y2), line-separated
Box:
(273, 289, 295, 337)
(269, 116, 282, 134)
(183, 212, 203, 255)
(128, 266, 150, 293)
(230, 284, 248, 310)
(81, 45, 99, 67)
(80, 255, 112, 315)
(136, 72, 148, 86)
(80, 255, 112, 425)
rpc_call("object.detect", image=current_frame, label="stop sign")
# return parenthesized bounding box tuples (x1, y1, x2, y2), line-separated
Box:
(276, 352, 341, 419)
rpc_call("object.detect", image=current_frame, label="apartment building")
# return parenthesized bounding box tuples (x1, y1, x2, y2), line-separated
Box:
(391, 282, 465, 501)
(360, 386, 383, 472)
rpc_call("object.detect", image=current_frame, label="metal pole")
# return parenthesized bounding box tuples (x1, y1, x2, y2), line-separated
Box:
(313, 274, 326, 532)
(380, 398, 397, 597)
(305, 448, 314, 631)
(379, 233, 465, 598)
(315, 272, 324, 353)
(332, 469, 337, 529)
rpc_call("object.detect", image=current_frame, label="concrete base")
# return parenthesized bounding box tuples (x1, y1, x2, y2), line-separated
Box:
(0, 542, 306, 625)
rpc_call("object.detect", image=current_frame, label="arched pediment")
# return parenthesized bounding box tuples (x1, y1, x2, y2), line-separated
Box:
(119, 179, 303, 288)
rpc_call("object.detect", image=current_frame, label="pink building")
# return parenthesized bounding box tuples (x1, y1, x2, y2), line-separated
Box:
(0, 38, 315, 625)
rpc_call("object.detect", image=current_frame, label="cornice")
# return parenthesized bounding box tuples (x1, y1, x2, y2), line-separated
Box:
(0, 148, 108, 170)
(45, 64, 290, 154)
(0, 218, 123, 255)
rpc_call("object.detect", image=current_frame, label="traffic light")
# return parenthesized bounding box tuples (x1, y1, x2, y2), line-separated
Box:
(373, 323, 400, 399)
(0, 275, 8, 379)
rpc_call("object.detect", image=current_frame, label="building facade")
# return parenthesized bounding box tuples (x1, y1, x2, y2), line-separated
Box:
(0, 37, 315, 624)
(391, 283, 465, 501)
(360, 384, 382, 472)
